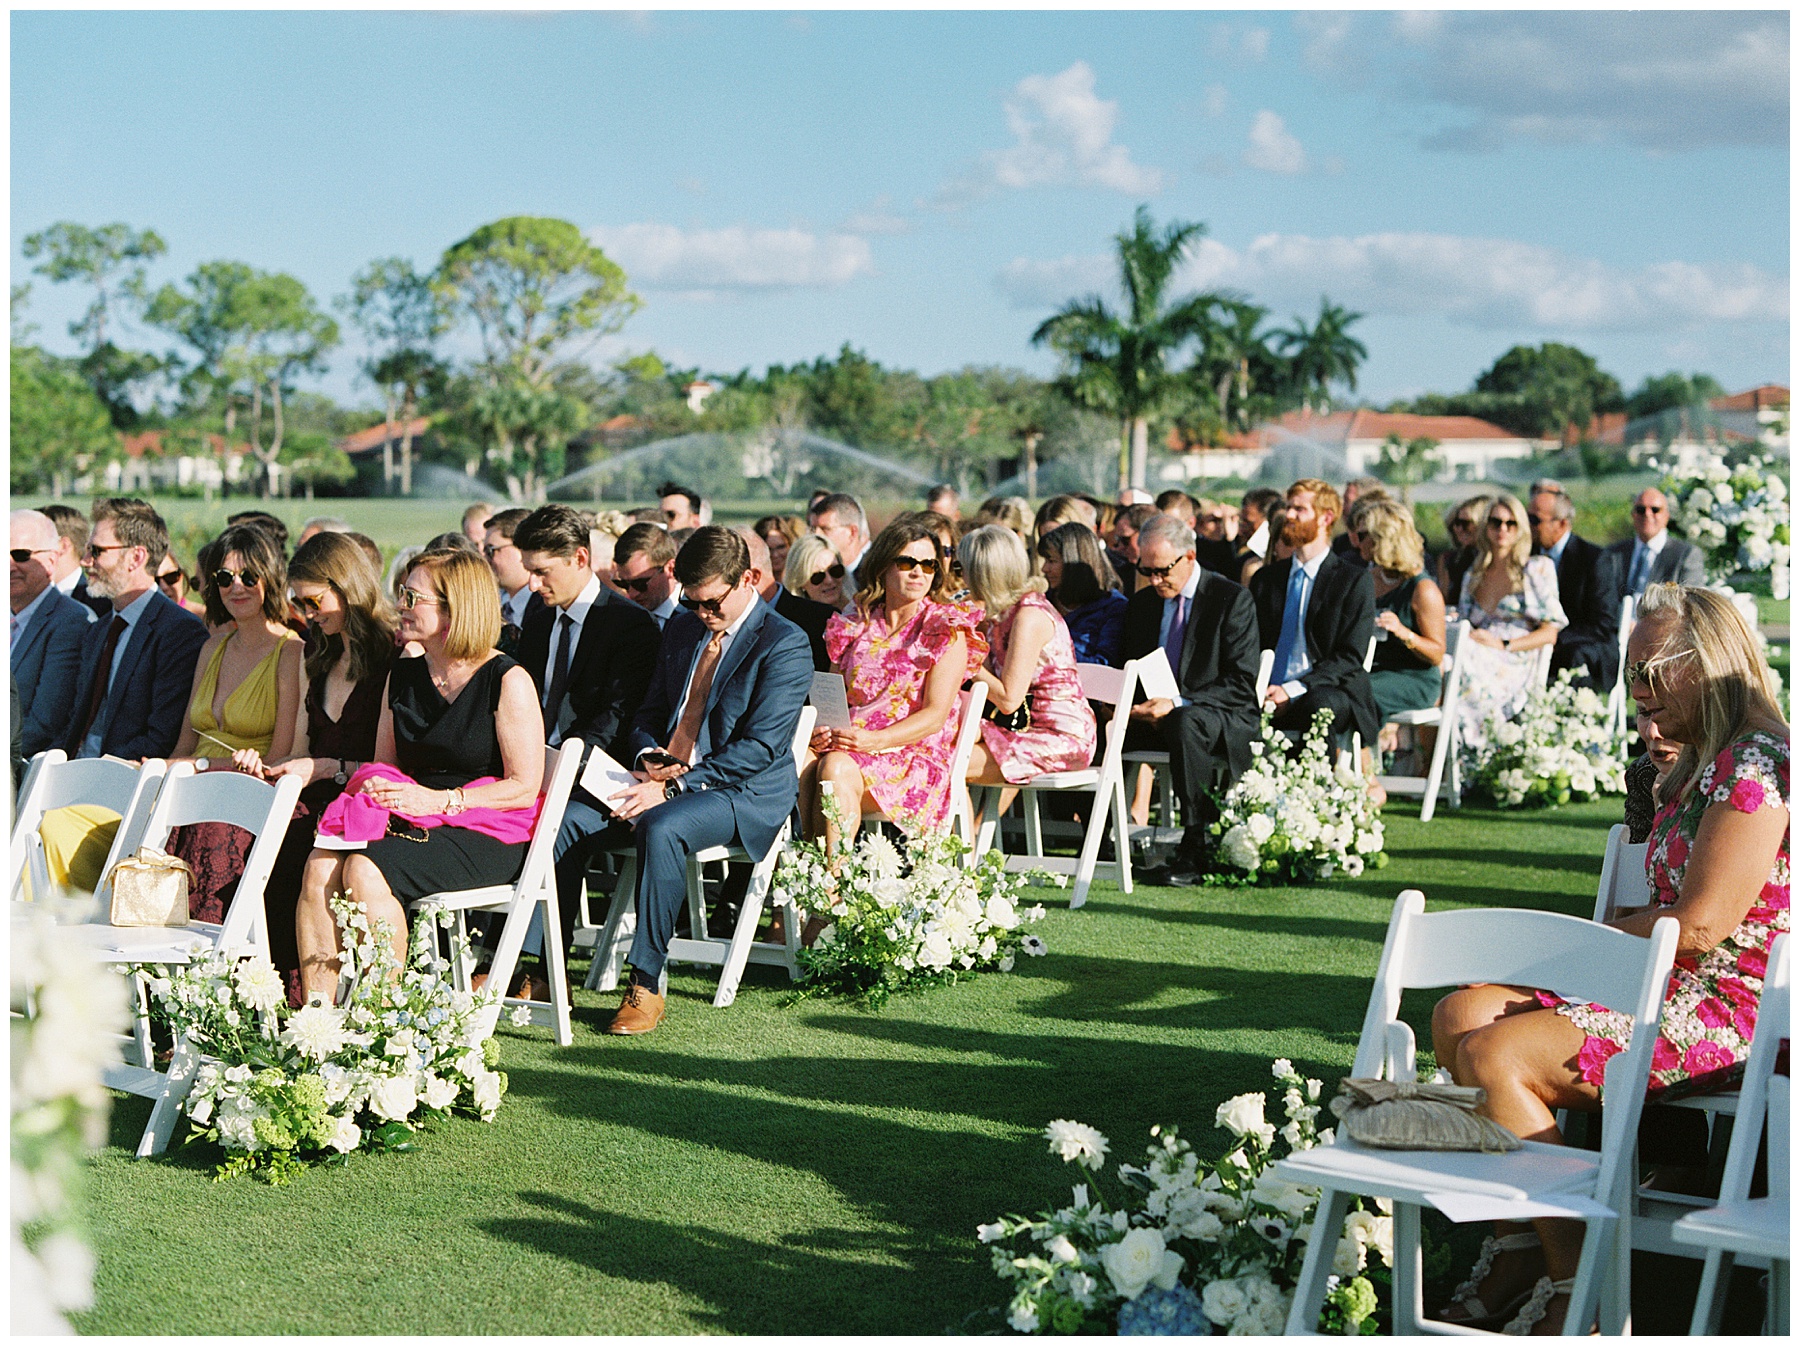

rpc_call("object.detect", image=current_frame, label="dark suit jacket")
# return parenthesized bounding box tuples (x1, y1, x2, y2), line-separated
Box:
(1542, 534, 1622, 689)
(774, 587, 835, 672)
(1604, 534, 1706, 601)
(13, 586, 92, 763)
(62, 590, 209, 761)
(1248, 550, 1380, 746)
(630, 598, 813, 857)
(1122, 569, 1264, 778)
(518, 583, 661, 763)
(1194, 536, 1239, 578)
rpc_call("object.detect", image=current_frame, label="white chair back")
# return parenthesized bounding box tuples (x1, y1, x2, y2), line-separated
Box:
(1605, 595, 1636, 742)
(1724, 934, 1789, 1206)
(1252, 648, 1275, 702)
(1591, 823, 1652, 923)
(947, 681, 988, 844)
(507, 741, 585, 922)
(11, 753, 167, 902)
(789, 705, 817, 770)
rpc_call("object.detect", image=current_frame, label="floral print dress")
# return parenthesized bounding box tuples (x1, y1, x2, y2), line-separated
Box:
(979, 593, 1097, 784)
(1455, 555, 1567, 755)
(1541, 729, 1790, 1096)
(824, 600, 987, 831)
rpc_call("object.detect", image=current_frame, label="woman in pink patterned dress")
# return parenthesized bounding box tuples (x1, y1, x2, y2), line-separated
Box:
(958, 526, 1097, 825)
(802, 516, 985, 852)
(1426, 583, 1788, 1334)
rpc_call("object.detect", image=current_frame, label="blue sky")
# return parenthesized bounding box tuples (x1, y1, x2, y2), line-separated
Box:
(11, 10, 1789, 414)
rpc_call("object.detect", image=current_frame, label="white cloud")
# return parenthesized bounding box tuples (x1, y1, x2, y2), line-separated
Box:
(1208, 22, 1270, 62)
(1242, 110, 1308, 175)
(1203, 84, 1228, 118)
(997, 232, 1787, 333)
(936, 61, 1162, 206)
(588, 223, 874, 294)
(841, 195, 913, 236)
(1296, 13, 1355, 71)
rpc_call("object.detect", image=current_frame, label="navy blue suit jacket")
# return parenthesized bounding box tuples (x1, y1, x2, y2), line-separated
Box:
(629, 598, 813, 856)
(62, 590, 209, 760)
(13, 586, 91, 762)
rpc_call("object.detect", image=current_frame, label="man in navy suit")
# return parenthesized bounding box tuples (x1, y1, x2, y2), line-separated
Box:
(61, 498, 208, 762)
(594, 526, 812, 1035)
(1529, 481, 1622, 692)
(10, 510, 92, 784)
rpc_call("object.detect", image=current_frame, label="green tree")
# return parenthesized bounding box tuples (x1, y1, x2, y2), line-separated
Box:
(1626, 370, 1728, 419)
(279, 430, 356, 499)
(338, 257, 450, 496)
(1191, 298, 1289, 438)
(1472, 342, 1623, 440)
(1272, 298, 1367, 413)
(1031, 206, 1219, 490)
(1374, 434, 1444, 503)
(10, 345, 116, 496)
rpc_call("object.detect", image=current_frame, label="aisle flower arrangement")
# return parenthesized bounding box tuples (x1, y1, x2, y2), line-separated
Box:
(1658, 453, 1789, 596)
(1467, 669, 1628, 808)
(978, 1060, 1390, 1335)
(137, 896, 507, 1184)
(1208, 711, 1386, 884)
(772, 784, 1050, 1007)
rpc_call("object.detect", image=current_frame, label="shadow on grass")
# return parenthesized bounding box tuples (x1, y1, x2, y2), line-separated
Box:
(1092, 903, 1387, 941)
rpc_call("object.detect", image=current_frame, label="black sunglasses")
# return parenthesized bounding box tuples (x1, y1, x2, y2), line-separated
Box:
(1632, 505, 1667, 516)
(890, 556, 939, 575)
(678, 591, 733, 617)
(210, 568, 263, 590)
(10, 547, 55, 564)
(482, 542, 515, 559)
(156, 569, 186, 587)
(1136, 560, 1182, 579)
(617, 574, 658, 595)
(806, 563, 847, 586)
(1450, 516, 1476, 531)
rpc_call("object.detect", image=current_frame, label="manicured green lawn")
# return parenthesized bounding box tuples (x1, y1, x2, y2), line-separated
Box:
(77, 796, 1760, 1335)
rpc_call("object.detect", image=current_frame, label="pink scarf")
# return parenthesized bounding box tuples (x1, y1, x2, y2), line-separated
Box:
(316, 762, 540, 845)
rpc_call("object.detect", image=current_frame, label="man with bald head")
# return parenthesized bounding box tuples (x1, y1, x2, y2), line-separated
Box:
(1605, 487, 1705, 601)
(10, 510, 92, 782)
(736, 526, 833, 671)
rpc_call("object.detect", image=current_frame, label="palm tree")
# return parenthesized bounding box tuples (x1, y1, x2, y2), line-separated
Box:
(1031, 206, 1220, 491)
(1199, 299, 1277, 434)
(1273, 298, 1367, 414)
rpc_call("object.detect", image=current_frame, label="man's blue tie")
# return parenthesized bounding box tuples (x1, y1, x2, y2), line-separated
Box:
(1272, 563, 1308, 684)
(1627, 543, 1651, 597)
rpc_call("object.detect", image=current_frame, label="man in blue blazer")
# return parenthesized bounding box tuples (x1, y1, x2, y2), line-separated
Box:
(60, 499, 208, 763)
(594, 526, 812, 1035)
(11, 510, 93, 784)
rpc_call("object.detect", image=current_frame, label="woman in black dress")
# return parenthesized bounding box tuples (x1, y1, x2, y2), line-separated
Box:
(230, 533, 397, 1003)
(294, 547, 545, 1001)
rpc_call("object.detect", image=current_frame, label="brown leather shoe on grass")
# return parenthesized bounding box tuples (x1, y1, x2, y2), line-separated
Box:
(607, 982, 666, 1035)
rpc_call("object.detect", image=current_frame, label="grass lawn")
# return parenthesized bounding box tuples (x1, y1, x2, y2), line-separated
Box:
(76, 797, 1765, 1335)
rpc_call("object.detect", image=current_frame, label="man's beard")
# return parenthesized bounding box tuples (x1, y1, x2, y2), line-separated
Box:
(1280, 514, 1322, 549)
(83, 566, 120, 600)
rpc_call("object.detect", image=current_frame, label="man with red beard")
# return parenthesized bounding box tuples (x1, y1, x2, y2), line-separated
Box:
(1248, 479, 1379, 759)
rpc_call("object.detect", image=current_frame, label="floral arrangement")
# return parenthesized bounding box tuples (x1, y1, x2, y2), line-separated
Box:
(1657, 453, 1789, 597)
(12, 905, 129, 1332)
(1467, 668, 1628, 808)
(771, 784, 1051, 1007)
(137, 896, 509, 1183)
(978, 1060, 1391, 1335)
(1208, 711, 1386, 883)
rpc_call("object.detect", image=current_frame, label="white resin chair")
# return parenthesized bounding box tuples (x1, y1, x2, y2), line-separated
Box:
(1122, 649, 1274, 844)
(971, 661, 1137, 910)
(11, 751, 166, 903)
(1377, 621, 1470, 822)
(410, 740, 584, 1046)
(590, 708, 818, 1007)
(1675, 934, 1788, 1335)
(1603, 595, 1636, 745)
(1276, 890, 1679, 1336)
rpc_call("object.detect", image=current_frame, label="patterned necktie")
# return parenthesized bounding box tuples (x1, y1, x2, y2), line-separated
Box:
(76, 615, 128, 745)
(544, 612, 574, 715)
(1163, 592, 1189, 674)
(1627, 543, 1652, 596)
(1272, 563, 1309, 684)
(667, 630, 726, 763)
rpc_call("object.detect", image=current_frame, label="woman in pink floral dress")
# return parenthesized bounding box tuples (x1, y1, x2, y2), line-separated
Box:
(1426, 583, 1788, 1334)
(802, 516, 985, 851)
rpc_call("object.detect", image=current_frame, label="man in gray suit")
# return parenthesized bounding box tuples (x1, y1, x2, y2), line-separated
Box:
(1606, 487, 1706, 601)
(10, 510, 92, 783)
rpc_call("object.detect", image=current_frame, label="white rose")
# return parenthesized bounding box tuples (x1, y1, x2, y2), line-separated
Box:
(471, 1067, 503, 1116)
(1186, 1210, 1225, 1242)
(1219, 824, 1262, 872)
(421, 1073, 460, 1111)
(369, 1072, 418, 1122)
(328, 1114, 362, 1154)
(1215, 1091, 1269, 1141)
(1333, 1236, 1366, 1276)
(1202, 1277, 1249, 1325)
(1100, 1227, 1181, 1301)
(918, 928, 955, 970)
(1045, 1234, 1080, 1265)
(1247, 813, 1276, 844)
(984, 894, 1019, 930)
(1007, 1301, 1039, 1333)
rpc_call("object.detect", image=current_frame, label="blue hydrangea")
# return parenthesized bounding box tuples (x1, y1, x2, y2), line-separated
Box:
(1116, 1283, 1211, 1336)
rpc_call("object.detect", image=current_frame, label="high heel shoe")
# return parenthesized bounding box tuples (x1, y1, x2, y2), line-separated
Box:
(1437, 1231, 1543, 1328)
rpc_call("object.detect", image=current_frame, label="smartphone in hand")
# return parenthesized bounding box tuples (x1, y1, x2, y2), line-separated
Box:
(638, 750, 683, 770)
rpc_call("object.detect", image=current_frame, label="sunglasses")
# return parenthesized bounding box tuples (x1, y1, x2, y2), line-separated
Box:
(1631, 505, 1667, 516)
(83, 542, 130, 559)
(10, 547, 55, 564)
(1488, 518, 1519, 531)
(482, 542, 515, 559)
(292, 593, 326, 618)
(1136, 560, 1183, 579)
(890, 556, 939, 575)
(1625, 650, 1695, 689)
(397, 585, 444, 610)
(616, 574, 659, 595)
(156, 569, 186, 587)
(806, 563, 847, 586)
(677, 589, 735, 617)
(1525, 514, 1550, 528)
(211, 568, 263, 591)
(1450, 517, 1476, 531)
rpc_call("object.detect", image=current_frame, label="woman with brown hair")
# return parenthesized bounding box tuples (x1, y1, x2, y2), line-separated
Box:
(293, 548, 545, 998)
(752, 513, 805, 585)
(154, 548, 206, 617)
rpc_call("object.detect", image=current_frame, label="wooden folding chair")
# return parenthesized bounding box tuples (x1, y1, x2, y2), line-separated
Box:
(1377, 620, 1469, 821)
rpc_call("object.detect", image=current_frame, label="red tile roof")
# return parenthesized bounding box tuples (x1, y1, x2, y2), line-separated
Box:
(1214, 408, 1524, 452)
(338, 417, 431, 455)
(116, 429, 250, 460)
(1708, 384, 1789, 413)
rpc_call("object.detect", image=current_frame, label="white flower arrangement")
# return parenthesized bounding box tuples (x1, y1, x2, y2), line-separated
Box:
(1656, 452, 1790, 597)
(135, 895, 506, 1183)
(772, 785, 1050, 1007)
(1468, 668, 1628, 808)
(1208, 711, 1386, 884)
(979, 1060, 1388, 1335)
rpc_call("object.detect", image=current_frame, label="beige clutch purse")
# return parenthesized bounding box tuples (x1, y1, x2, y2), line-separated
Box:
(109, 847, 193, 927)
(1329, 1077, 1521, 1153)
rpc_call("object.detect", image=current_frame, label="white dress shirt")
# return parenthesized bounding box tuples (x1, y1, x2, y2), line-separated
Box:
(670, 598, 758, 767)
(542, 575, 604, 748)
(1626, 531, 1668, 594)
(648, 592, 679, 629)
(79, 587, 154, 757)
(1278, 548, 1330, 698)
(500, 583, 533, 628)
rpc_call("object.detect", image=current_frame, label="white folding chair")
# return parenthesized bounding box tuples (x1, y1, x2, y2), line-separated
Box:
(59, 764, 304, 1157)
(411, 740, 584, 1046)
(860, 682, 987, 849)
(590, 709, 817, 1007)
(1604, 595, 1636, 745)
(1277, 890, 1679, 1336)
(1378, 620, 1469, 821)
(971, 661, 1137, 910)
(1675, 934, 1788, 1335)
(1529, 639, 1555, 690)
(11, 751, 167, 903)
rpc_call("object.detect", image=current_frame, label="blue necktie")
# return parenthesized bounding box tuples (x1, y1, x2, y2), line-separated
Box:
(1272, 563, 1308, 684)
(1627, 543, 1652, 596)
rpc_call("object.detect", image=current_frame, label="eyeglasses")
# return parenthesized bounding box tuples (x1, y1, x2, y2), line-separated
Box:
(210, 568, 263, 591)
(10, 547, 55, 564)
(616, 574, 658, 595)
(397, 585, 444, 609)
(1632, 505, 1667, 517)
(291, 593, 326, 618)
(890, 556, 939, 575)
(1625, 650, 1696, 690)
(1450, 516, 1476, 531)
(677, 589, 734, 617)
(482, 542, 515, 559)
(155, 570, 186, 588)
(1525, 514, 1550, 528)
(82, 542, 130, 559)
(806, 563, 847, 586)
(1487, 518, 1519, 532)
(1136, 559, 1184, 580)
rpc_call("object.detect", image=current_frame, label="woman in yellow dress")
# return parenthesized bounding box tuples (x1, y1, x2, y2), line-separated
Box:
(165, 523, 305, 922)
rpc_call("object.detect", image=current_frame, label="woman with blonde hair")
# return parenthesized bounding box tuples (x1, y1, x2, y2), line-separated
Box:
(1428, 584, 1788, 1333)
(1452, 493, 1565, 753)
(1435, 491, 1495, 602)
(781, 532, 851, 612)
(1032, 493, 1095, 541)
(1357, 498, 1447, 722)
(974, 495, 1033, 550)
(294, 547, 545, 999)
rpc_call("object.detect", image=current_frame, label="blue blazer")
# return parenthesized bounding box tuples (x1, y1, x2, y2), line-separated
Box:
(62, 590, 209, 761)
(629, 598, 813, 856)
(12, 586, 91, 762)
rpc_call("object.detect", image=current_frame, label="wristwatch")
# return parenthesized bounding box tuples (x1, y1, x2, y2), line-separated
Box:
(195, 757, 211, 773)
(663, 779, 683, 802)
(1502, 637, 1513, 652)
(333, 758, 350, 786)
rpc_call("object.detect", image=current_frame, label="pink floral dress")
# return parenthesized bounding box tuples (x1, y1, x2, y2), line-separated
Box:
(824, 600, 987, 831)
(979, 593, 1097, 784)
(1540, 729, 1790, 1096)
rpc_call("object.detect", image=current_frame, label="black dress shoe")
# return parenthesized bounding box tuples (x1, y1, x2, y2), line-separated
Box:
(1141, 851, 1208, 887)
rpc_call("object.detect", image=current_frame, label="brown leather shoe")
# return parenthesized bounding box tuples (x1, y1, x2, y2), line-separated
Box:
(607, 982, 666, 1035)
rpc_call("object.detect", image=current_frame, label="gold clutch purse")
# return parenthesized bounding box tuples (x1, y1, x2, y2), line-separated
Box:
(109, 847, 193, 927)
(1329, 1077, 1521, 1153)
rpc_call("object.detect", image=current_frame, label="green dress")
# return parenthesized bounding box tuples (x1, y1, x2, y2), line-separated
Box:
(1369, 573, 1441, 722)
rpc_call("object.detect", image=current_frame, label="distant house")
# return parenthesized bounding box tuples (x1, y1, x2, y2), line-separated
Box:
(1193, 409, 1538, 484)
(337, 417, 432, 460)
(83, 430, 258, 494)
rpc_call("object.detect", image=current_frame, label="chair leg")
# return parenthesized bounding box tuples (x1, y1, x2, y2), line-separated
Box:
(588, 857, 636, 992)
(1071, 783, 1108, 911)
(538, 886, 573, 1046)
(138, 1034, 200, 1158)
(714, 832, 788, 1008)
(1022, 790, 1044, 857)
(1154, 765, 1174, 830)
(973, 788, 1000, 859)
(1419, 722, 1449, 823)
(1391, 1201, 1425, 1334)
(132, 974, 155, 1069)
(1563, 1216, 1609, 1337)
(1769, 1256, 1788, 1335)
(1285, 1188, 1352, 1334)
(1689, 1249, 1732, 1336)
